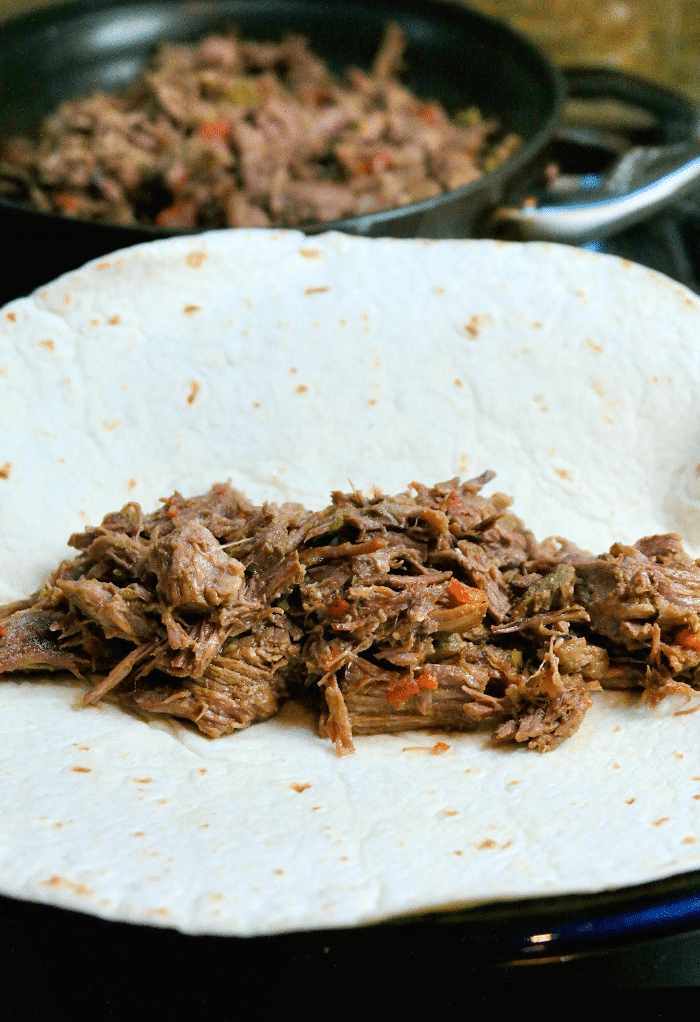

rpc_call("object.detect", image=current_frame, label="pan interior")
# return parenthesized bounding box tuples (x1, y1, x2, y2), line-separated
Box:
(0, 0, 556, 144)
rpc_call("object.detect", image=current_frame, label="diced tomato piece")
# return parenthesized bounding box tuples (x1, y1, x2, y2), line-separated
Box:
(54, 192, 81, 216)
(447, 578, 485, 607)
(327, 597, 350, 620)
(386, 670, 438, 710)
(355, 151, 393, 176)
(197, 118, 232, 144)
(675, 627, 700, 651)
(418, 103, 442, 126)
(154, 201, 198, 228)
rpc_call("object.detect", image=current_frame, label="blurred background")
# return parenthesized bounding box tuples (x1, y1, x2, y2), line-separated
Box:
(1, 0, 698, 98)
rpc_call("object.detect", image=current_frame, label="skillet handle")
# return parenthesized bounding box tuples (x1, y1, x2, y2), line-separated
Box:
(496, 140, 700, 243)
(494, 65, 700, 244)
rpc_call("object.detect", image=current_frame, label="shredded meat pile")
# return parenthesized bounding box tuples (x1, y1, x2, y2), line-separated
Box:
(2, 473, 700, 754)
(0, 24, 519, 229)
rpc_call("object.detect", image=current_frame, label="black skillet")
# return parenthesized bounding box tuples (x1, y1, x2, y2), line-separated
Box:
(0, 0, 564, 298)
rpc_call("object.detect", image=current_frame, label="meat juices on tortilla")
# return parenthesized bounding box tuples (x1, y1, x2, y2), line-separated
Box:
(1, 230, 700, 937)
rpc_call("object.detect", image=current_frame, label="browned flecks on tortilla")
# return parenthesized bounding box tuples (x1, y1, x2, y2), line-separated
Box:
(1, 473, 700, 755)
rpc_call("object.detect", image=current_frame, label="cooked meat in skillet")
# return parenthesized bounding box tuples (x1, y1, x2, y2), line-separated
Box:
(0, 24, 520, 229)
(1, 473, 699, 754)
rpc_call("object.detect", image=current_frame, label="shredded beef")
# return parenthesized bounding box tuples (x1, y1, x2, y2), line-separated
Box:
(1, 472, 700, 754)
(0, 24, 519, 229)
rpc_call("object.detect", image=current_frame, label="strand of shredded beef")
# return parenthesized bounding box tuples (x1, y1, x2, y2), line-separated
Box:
(1, 473, 700, 754)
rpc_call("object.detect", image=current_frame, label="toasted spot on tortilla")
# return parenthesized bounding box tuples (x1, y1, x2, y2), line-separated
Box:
(339, 318, 346, 326)
(477, 839, 497, 850)
(574, 288, 587, 301)
(443, 810, 458, 817)
(290, 782, 311, 793)
(289, 367, 298, 374)
(682, 837, 697, 844)
(73, 744, 89, 750)
(693, 794, 700, 800)
(367, 398, 377, 406)
(187, 380, 200, 405)
(521, 347, 531, 355)
(508, 780, 520, 786)
(454, 378, 463, 387)
(96, 261, 111, 270)
(296, 384, 308, 394)
(612, 762, 621, 769)
(128, 478, 137, 490)
(132, 832, 145, 837)
(107, 315, 121, 326)
(183, 304, 201, 315)
(0, 463, 10, 480)
(36, 339, 55, 351)
(653, 817, 670, 826)
(6, 311, 16, 322)
(464, 313, 492, 338)
(621, 259, 632, 269)
(147, 907, 170, 917)
(71, 766, 91, 773)
(592, 381, 606, 398)
(199, 768, 207, 775)
(312, 806, 321, 810)
(531, 321, 543, 328)
(274, 869, 284, 875)
(433, 286, 445, 295)
(586, 338, 603, 353)
(625, 798, 635, 804)
(432, 741, 450, 754)
(298, 247, 321, 258)
(102, 420, 120, 432)
(252, 401, 261, 408)
(64, 292, 71, 305)
(674, 752, 684, 760)
(186, 250, 207, 268)
(133, 777, 152, 784)
(0, 365, 7, 375)
(304, 286, 329, 295)
(41, 876, 93, 896)
(555, 468, 573, 482)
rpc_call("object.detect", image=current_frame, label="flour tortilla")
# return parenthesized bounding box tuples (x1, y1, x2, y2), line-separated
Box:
(1, 230, 700, 935)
